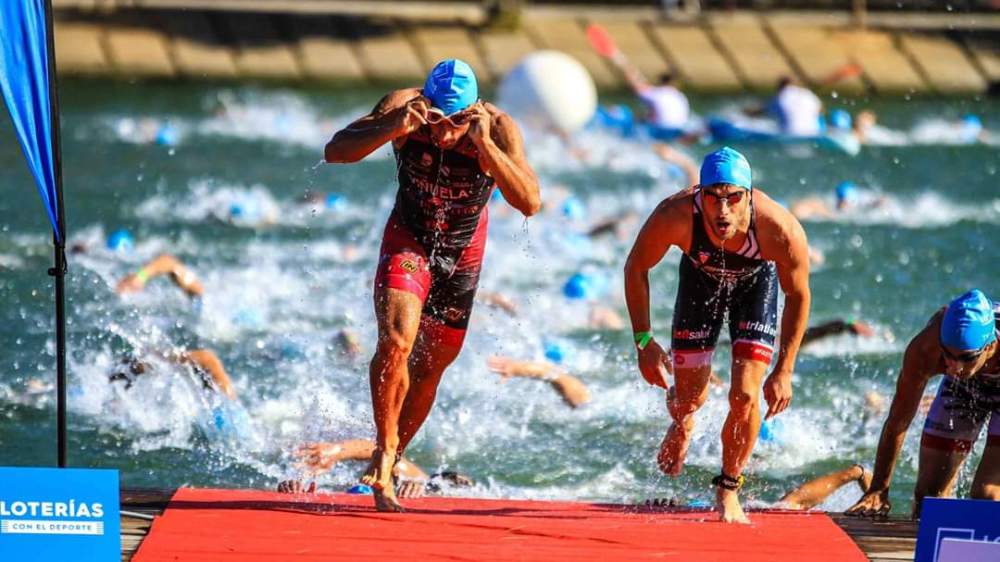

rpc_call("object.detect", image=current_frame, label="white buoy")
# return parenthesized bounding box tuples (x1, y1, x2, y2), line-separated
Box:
(497, 51, 597, 135)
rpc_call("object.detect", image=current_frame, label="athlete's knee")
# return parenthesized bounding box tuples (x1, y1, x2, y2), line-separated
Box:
(728, 387, 759, 417)
(971, 482, 1000, 500)
(377, 329, 416, 361)
(668, 395, 705, 421)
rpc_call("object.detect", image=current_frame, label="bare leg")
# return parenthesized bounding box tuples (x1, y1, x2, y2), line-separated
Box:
(911, 442, 969, 519)
(388, 324, 463, 499)
(396, 326, 462, 454)
(362, 288, 422, 512)
(717, 358, 767, 524)
(969, 441, 1000, 501)
(780, 464, 867, 510)
(657, 365, 712, 476)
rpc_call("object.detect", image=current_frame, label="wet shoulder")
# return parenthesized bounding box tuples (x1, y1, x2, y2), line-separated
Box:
(658, 187, 696, 220)
(906, 310, 945, 370)
(754, 190, 806, 258)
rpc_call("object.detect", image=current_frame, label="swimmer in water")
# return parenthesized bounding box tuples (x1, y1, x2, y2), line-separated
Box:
(847, 289, 1000, 519)
(790, 181, 885, 221)
(324, 59, 540, 511)
(116, 254, 204, 298)
(625, 147, 811, 523)
(109, 347, 236, 400)
(647, 463, 873, 510)
(487, 355, 591, 408)
(277, 439, 474, 498)
(780, 464, 873, 510)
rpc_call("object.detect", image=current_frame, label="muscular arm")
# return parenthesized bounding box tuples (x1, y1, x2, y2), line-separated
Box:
(868, 338, 934, 493)
(768, 211, 812, 377)
(624, 196, 690, 334)
(487, 356, 591, 408)
(324, 88, 420, 163)
(295, 440, 428, 480)
(116, 254, 204, 298)
(177, 349, 236, 400)
(476, 104, 541, 216)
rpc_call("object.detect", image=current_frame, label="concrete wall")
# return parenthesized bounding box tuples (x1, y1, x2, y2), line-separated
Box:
(52, 7, 998, 95)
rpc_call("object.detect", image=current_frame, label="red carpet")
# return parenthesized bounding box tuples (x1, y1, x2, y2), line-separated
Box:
(132, 487, 867, 561)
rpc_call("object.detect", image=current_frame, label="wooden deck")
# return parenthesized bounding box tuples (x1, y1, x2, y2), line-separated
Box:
(119, 488, 917, 561)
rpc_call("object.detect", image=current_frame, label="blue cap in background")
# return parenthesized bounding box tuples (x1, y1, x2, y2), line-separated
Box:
(700, 146, 752, 190)
(106, 228, 134, 252)
(835, 181, 858, 205)
(423, 59, 478, 116)
(828, 109, 852, 130)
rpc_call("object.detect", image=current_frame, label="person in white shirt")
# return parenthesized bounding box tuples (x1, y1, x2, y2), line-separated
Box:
(634, 73, 691, 130)
(767, 76, 823, 136)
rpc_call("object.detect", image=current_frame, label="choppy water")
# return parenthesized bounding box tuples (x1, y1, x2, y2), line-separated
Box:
(0, 80, 997, 515)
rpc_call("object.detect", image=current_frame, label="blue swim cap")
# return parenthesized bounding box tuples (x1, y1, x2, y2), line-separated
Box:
(543, 341, 565, 364)
(155, 124, 178, 146)
(941, 289, 996, 351)
(829, 109, 852, 130)
(561, 196, 587, 221)
(106, 228, 134, 252)
(700, 146, 752, 190)
(835, 181, 857, 204)
(562, 272, 608, 300)
(423, 59, 478, 116)
(563, 273, 589, 300)
(962, 114, 983, 128)
(347, 484, 373, 495)
(325, 193, 346, 211)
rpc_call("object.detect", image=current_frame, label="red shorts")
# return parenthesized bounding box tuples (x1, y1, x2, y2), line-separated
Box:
(374, 210, 488, 347)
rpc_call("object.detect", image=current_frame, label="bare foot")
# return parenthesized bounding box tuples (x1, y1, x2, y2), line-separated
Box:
(362, 449, 404, 512)
(657, 423, 692, 476)
(716, 487, 750, 524)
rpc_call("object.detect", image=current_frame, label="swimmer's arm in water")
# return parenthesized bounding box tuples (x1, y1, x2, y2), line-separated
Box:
(478, 291, 518, 316)
(116, 254, 203, 298)
(652, 144, 698, 188)
(175, 349, 236, 400)
(324, 88, 425, 163)
(487, 356, 591, 408)
(759, 197, 812, 419)
(846, 334, 933, 517)
(801, 319, 874, 346)
(625, 195, 693, 389)
(294, 440, 428, 480)
(471, 103, 541, 216)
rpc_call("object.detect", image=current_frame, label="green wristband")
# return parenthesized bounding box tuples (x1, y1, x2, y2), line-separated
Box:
(634, 331, 652, 350)
(135, 268, 149, 283)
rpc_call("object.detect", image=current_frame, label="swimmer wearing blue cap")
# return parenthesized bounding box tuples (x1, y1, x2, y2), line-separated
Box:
(847, 289, 1000, 519)
(625, 146, 812, 523)
(324, 60, 540, 512)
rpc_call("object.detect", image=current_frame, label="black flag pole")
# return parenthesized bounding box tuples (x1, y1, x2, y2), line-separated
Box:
(42, 0, 68, 468)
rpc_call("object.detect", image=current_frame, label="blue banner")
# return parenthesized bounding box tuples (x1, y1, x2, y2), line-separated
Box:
(0, 0, 61, 241)
(915, 497, 1000, 562)
(0, 467, 120, 561)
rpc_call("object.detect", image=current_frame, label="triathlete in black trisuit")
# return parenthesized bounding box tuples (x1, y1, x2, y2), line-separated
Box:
(324, 59, 540, 512)
(625, 146, 811, 523)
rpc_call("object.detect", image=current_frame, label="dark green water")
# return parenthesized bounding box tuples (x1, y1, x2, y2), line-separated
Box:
(0, 80, 997, 515)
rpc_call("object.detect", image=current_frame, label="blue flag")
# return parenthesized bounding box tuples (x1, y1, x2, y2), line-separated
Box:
(0, 0, 61, 241)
